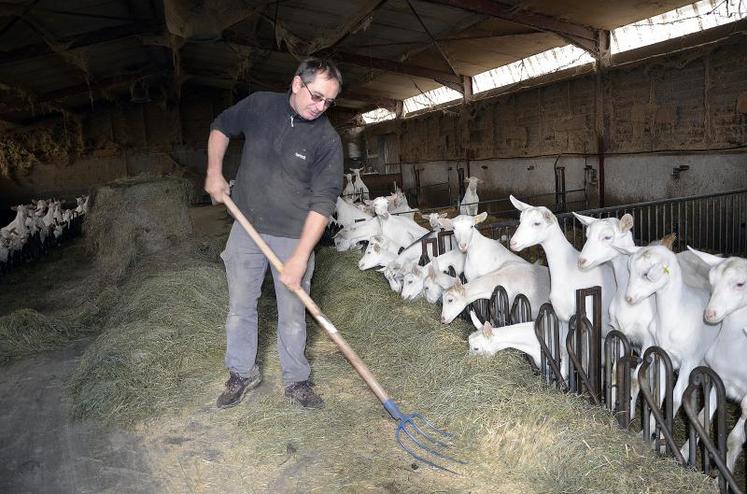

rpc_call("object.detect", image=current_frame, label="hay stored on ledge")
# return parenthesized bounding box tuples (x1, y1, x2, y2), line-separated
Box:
(68, 246, 716, 493)
(85, 175, 193, 281)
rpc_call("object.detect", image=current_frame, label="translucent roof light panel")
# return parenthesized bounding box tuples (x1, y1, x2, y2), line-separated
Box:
(361, 107, 397, 124)
(403, 86, 463, 115)
(472, 45, 594, 94)
(611, 0, 747, 54)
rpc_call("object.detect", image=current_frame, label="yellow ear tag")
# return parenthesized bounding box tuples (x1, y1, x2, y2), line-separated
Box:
(663, 265, 670, 275)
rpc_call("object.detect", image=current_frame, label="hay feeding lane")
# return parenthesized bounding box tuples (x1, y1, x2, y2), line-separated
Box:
(69, 234, 716, 492)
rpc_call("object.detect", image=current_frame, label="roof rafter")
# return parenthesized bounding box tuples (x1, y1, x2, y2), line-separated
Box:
(0, 21, 164, 66)
(307, 0, 390, 53)
(222, 31, 465, 93)
(420, 0, 610, 61)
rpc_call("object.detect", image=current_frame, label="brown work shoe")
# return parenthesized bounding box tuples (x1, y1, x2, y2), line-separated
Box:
(216, 366, 262, 409)
(285, 380, 324, 409)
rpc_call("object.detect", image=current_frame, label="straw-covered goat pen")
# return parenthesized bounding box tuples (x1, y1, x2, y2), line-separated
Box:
(0, 178, 720, 492)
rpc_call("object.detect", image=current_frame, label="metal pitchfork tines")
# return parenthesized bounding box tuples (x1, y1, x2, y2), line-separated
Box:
(221, 194, 465, 474)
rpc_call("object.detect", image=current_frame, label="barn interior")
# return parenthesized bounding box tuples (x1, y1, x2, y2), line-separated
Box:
(1, 0, 746, 492)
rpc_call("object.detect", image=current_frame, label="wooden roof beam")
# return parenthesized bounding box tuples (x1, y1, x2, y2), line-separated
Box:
(421, 0, 610, 62)
(222, 32, 466, 93)
(307, 0, 390, 53)
(0, 21, 163, 65)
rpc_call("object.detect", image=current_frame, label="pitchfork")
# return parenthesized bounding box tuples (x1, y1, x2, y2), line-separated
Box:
(221, 194, 465, 474)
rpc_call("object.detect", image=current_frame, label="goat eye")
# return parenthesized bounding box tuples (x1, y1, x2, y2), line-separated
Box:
(533, 222, 541, 226)
(603, 236, 612, 241)
(737, 281, 745, 288)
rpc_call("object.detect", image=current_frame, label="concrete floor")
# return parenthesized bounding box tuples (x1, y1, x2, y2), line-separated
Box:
(0, 334, 161, 494)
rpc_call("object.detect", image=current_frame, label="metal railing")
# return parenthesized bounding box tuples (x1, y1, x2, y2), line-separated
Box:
(436, 188, 747, 257)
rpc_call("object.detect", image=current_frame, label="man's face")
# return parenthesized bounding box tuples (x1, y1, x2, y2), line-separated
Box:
(290, 72, 340, 120)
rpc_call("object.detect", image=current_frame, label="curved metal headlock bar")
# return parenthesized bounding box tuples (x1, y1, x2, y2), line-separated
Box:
(681, 366, 742, 494)
(637, 346, 682, 462)
(471, 298, 490, 324)
(510, 294, 532, 324)
(566, 314, 601, 405)
(489, 285, 510, 327)
(533, 303, 567, 390)
(419, 237, 438, 266)
(604, 330, 633, 428)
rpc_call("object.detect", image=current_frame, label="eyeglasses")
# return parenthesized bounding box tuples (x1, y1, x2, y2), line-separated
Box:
(301, 79, 336, 108)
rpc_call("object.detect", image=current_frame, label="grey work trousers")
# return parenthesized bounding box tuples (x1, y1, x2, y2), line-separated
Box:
(220, 221, 314, 385)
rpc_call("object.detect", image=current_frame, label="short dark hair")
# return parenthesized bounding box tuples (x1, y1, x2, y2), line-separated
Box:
(295, 58, 342, 87)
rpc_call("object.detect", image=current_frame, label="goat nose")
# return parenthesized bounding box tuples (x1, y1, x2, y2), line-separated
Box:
(440, 316, 447, 324)
(625, 295, 634, 304)
(578, 257, 588, 267)
(509, 241, 517, 250)
(704, 308, 717, 322)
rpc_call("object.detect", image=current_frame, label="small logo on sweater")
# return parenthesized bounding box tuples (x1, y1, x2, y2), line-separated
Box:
(295, 152, 307, 160)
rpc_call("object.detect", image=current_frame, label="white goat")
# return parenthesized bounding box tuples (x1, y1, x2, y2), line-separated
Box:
(402, 249, 465, 301)
(682, 248, 747, 470)
(620, 244, 721, 421)
(441, 212, 525, 281)
(459, 177, 480, 216)
(440, 262, 550, 324)
(491, 197, 616, 378)
(423, 264, 459, 304)
(342, 173, 356, 201)
(467, 311, 539, 365)
(350, 168, 370, 201)
(334, 196, 372, 229)
(371, 196, 429, 249)
(358, 235, 399, 270)
(510, 196, 615, 328)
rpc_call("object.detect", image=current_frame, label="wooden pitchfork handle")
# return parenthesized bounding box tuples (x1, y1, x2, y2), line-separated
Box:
(221, 194, 391, 406)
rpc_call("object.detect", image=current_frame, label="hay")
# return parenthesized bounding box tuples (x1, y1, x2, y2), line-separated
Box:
(85, 175, 194, 281)
(0, 309, 80, 363)
(68, 245, 717, 492)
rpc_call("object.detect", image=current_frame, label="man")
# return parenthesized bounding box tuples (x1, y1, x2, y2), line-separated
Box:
(204, 58, 343, 410)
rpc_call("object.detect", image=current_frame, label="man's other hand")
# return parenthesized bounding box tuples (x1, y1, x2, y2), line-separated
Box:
(205, 173, 230, 204)
(281, 254, 308, 290)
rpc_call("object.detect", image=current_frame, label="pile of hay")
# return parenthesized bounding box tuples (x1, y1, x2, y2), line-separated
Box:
(85, 175, 194, 281)
(68, 246, 717, 492)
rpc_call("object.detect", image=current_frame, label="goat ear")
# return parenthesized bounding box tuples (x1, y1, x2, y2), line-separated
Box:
(376, 267, 386, 272)
(541, 208, 555, 222)
(468, 310, 482, 330)
(614, 244, 639, 256)
(686, 246, 724, 267)
(659, 233, 676, 250)
(428, 263, 437, 277)
(509, 195, 531, 211)
(440, 217, 453, 229)
(439, 212, 448, 218)
(474, 212, 488, 224)
(482, 322, 493, 338)
(619, 214, 634, 232)
(572, 212, 596, 226)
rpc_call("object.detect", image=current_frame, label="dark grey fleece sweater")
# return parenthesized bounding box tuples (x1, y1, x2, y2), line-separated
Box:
(210, 91, 343, 238)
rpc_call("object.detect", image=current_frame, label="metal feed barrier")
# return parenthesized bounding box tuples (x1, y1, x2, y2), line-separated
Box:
(489, 285, 746, 494)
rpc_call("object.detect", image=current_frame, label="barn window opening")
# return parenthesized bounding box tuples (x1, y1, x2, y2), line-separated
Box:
(611, 0, 746, 54)
(402, 86, 462, 115)
(361, 108, 397, 124)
